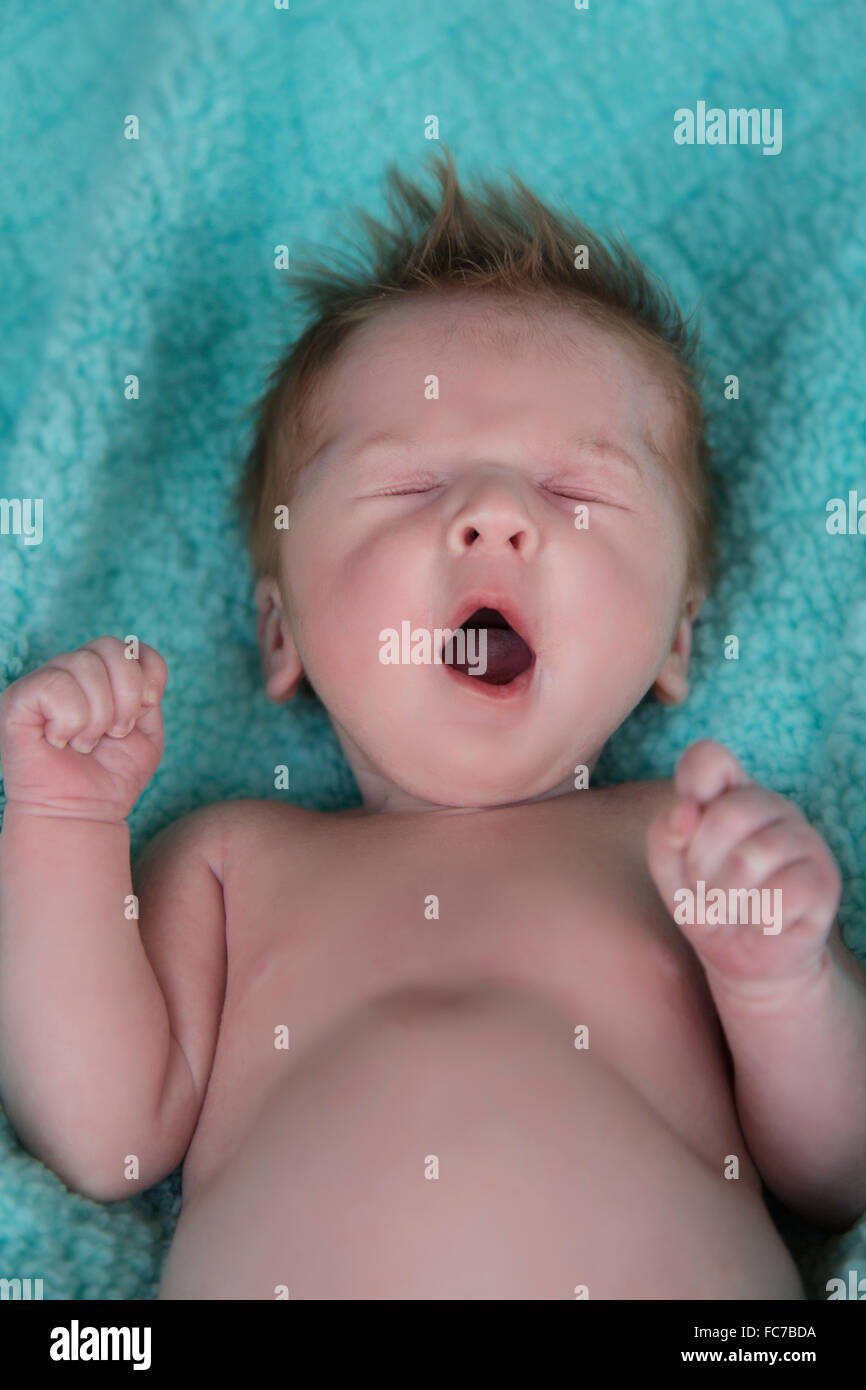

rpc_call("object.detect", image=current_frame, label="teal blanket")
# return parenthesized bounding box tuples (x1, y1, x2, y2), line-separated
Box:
(1, 0, 863, 1300)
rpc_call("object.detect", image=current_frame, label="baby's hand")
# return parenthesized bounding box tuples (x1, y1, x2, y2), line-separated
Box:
(645, 739, 842, 993)
(0, 636, 167, 823)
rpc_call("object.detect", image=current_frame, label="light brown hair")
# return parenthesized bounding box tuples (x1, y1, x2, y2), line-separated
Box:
(233, 145, 718, 604)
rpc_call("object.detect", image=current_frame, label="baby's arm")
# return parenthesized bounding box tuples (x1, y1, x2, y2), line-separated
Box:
(696, 918, 866, 1233)
(646, 739, 866, 1234)
(0, 637, 206, 1202)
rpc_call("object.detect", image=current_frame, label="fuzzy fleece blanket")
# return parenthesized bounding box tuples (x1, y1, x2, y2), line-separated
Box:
(0, 0, 863, 1300)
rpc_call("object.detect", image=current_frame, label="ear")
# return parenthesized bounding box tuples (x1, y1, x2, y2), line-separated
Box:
(255, 576, 304, 702)
(652, 593, 704, 706)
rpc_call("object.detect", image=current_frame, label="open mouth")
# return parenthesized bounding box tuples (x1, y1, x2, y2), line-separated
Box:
(442, 607, 535, 686)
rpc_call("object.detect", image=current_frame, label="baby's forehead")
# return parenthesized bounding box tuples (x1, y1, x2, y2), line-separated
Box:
(346, 293, 683, 423)
(350, 289, 633, 357)
(333, 300, 648, 410)
(303, 293, 686, 484)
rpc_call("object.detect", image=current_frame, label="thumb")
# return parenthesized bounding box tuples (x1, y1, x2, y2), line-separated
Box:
(646, 795, 702, 920)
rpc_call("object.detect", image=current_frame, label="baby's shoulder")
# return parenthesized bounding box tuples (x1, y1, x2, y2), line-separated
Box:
(146, 797, 319, 884)
(203, 797, 321, 845)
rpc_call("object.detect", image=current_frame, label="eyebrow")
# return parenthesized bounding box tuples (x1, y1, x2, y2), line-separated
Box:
(313, 429, 655, 478)
(304, 430, 402, 473)
(554, 434, 652, 478)
(346, 431, 407, 462)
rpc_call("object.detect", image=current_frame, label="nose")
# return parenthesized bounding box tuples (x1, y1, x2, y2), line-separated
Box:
(445, 470, 540, 560)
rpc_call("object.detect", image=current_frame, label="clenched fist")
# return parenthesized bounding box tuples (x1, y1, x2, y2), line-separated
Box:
(646, 739, 842, 994)
(0, 636, 168, 823)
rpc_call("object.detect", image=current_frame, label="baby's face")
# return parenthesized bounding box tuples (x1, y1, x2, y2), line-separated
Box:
(260, 294, 700, 813)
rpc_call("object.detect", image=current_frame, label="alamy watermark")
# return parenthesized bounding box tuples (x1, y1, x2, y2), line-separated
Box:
(379, 622, 488, 676)
(0, 1275, 43, 1298)
(826, 490, 865, 534)
(674, 102, 782, 156)
(674, 880, 782, 935)
(50, 1320, 151, 1370)
(0, 498, 43, 545)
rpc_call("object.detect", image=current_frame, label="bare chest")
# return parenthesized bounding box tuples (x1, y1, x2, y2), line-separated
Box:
(181, 790, 747, 1192)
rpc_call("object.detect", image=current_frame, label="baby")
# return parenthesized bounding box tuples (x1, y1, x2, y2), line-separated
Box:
(1, 149, 865, 1301)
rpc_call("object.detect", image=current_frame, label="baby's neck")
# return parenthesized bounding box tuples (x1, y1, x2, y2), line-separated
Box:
(345, 781, 592, 819)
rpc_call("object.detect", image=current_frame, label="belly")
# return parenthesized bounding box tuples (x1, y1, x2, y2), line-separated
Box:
(158, 983, 805, 1300)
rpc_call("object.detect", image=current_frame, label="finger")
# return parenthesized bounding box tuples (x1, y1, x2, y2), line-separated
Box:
(674, 739, 753, 810)
(646, 798, 701, 916)
(134, 642, 169, 707)
(682, 785, 796, 888)
(79, 636, 145, 736)
(128, 644, 169, 745)
(2, 666, 91, 751)
(80, 638, 167, 736)
(713, 817, 822, 896)
(40, 650, 116, 752)
(80, 637, 146, 736)
(756, 857, 841, 939)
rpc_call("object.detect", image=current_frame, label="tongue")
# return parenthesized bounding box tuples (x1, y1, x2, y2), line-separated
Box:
(443, 626, 533, 685)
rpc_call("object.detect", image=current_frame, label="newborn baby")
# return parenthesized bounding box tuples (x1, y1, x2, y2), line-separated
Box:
(1, 152, 865, 1300)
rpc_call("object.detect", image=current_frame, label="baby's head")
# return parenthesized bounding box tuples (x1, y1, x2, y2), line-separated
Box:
(234, 148, 718, 814)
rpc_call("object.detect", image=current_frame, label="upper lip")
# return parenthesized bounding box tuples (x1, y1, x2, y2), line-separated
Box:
(444, 592, 535, 653)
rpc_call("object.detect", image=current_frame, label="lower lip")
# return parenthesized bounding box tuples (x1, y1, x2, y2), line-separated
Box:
(442, 657, 536, 701)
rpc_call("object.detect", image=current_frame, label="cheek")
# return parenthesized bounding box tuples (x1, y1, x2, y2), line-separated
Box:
(565, 523, 682, 666)
(345, 522, 436, 612)
(297, 529, 431, 681)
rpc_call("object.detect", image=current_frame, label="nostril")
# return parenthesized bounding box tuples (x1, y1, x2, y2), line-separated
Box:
(462, 527, 527, 548)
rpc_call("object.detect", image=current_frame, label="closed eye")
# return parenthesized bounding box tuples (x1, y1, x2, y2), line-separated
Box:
(543, 486, 607, 503)
(371, 483, 440, 496)
(368, 481, 609, 500)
